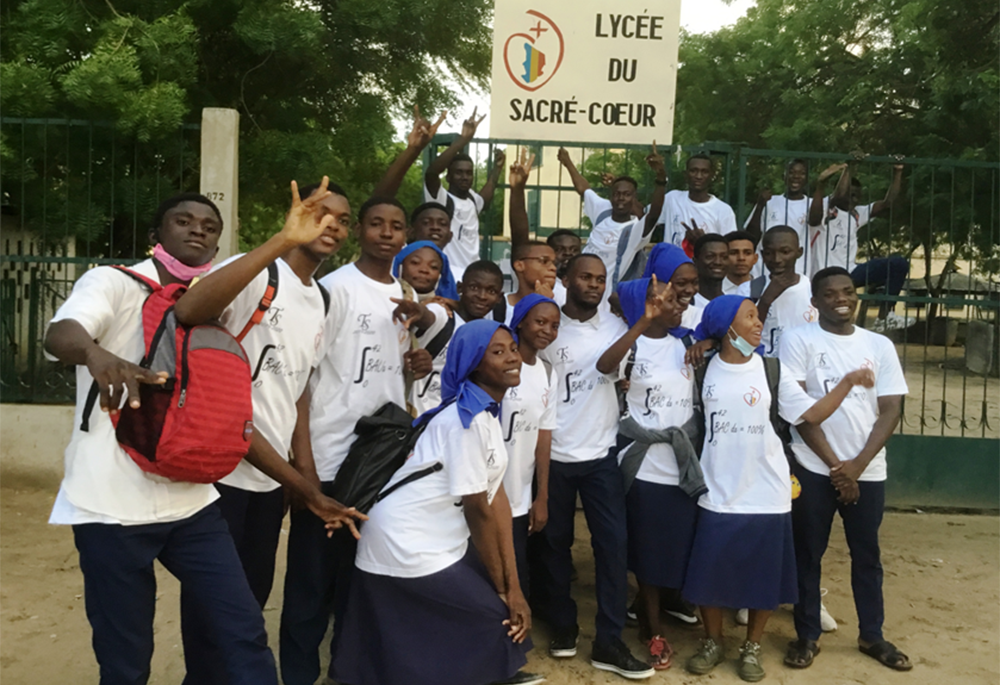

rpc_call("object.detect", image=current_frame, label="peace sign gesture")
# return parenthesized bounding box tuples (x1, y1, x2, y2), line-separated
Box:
(408, 105, 447, 149)
(642, 275, 672, 322)
(461, 106, 487, 140)
(280, 176, 336, 246)
(509, 147, 536, 189)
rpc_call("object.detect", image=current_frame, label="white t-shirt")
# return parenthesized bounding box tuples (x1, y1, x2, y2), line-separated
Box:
(424, 183, 485, 284)
(46, 260, 218, 525)
(809, 198, 872, 274)
(681, 303, 703, 331)
(580, 190, 651, 301)
(412, 305, 460, 416)
(744, 195, 811, 276)
(760, 277, 818, 358)
(310, 264, 409, 482)
(553, 280, 567, 307)
(623, 335, 696, 485)
(502, 359, 557, 517)
(541, 309, 628, 463)
(659, 191, 738, 247)
(355, 404, 507, 578)
(698, 355, 806, 514)
(778, 324, 908, 481)
(212, 256, 326, 492)
(722, 277, 752, 296)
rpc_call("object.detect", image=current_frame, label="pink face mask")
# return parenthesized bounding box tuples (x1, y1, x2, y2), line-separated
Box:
(152, 243, 214, 282)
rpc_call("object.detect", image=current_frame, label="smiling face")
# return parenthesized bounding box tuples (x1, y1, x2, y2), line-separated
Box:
(458, 269, 503, 320)
(669, 262, 699, 310)
(400, 246, 443, 294)
(410, 207, 453, 248)
(300, 192, 351, 260)
(761, 231, 802, 277)
(517, 301, 560, 352)
(470, 328, 522, 398)
(812, 273, 858, 326)
(784, 161, 808, 195)
(649, 279, 684, 330)
(611, 180, 637, 218)
(151, 200, 222, 266)
(729, 299, 763, 349)
(696, 239, 729, 282)
(357, 203, 407, 262)
(549, 233, 581, 274)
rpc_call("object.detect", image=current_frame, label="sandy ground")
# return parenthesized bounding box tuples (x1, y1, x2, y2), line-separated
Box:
(1, 485, 998, 685)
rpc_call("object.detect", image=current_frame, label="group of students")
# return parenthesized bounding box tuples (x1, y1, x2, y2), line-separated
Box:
(45, 108, 915, 685)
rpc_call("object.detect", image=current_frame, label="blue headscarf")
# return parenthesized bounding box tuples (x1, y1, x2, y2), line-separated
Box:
(643, 242, 693, 283)
(414, 319, 513, 429)
(392, 241, 459, 300)
(616, 277, 692, 338)
(508, 294, 558, 342)
(693, 295, 764, 354)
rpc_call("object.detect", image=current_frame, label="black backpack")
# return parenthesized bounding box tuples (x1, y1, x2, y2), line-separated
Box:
(330, 401, 443, 514)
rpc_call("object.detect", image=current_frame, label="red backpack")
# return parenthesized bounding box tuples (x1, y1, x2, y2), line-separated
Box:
(80, 266, 257, 483)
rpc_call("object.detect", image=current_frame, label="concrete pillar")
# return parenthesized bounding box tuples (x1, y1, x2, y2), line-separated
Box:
(199, 108, 240, 262)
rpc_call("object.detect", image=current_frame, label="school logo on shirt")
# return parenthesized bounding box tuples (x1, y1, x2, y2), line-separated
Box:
(680, 366, 691, 380)
(815, 352, 829, 368)
(703, 383, 715, 399)
(861, 357, 875, 370)
(356, 313, 373, 333)
(803, 306, 818, 323)
(502, 10, 564, 92)
(556, 346, 573, 364)
(486, 449, 498, 468)
(743, 386, 762, 407)
(265, 306, 285, 330)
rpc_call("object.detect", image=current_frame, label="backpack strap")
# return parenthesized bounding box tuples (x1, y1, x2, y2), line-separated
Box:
(749, 275, 768, 302)
(595, 208, 614, 227)
(423, 315, 456, 359)
(374, 461, 443, 504)
(623, 343, 638, 382)
(491, 296, 508, 324)
(762, 355, 796, 463)
(81, 266, 159, 432)
(317, 282, 331, 316)
(236, 262, 279, 343)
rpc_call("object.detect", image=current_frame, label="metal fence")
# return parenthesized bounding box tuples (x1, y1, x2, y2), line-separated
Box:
(2, 123, 997, 440)
(1, 118, 201, 402)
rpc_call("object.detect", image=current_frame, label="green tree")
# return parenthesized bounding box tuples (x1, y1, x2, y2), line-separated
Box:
(1, 0, 492, 258)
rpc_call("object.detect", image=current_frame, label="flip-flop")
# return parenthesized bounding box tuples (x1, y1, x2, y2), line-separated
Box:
(783, 639, 820, 668)
(859, 640, 913, 671)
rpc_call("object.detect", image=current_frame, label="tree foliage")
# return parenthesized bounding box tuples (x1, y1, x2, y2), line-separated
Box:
(1, 0, 492, 256)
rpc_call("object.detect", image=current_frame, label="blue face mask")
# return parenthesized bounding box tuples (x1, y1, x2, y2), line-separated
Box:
(728, 326, 756, 357)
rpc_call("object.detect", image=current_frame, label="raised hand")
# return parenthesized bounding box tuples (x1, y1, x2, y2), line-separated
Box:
(493, 148, 506, 172)
(556, 147, 572, 167)
(599, 172, 615, 188)
(461, 106, 487, 140)
(508, 148, 536, 189)
(86, 346, 167, 414)
(280, 177, 336, 245)
(818, 163, 848, 183)
(682, 218, 705, 245)
(390, 297, 431, 330)
(646, 140, 666, 179)
(642, 275, 670, 322)
(407, 105, 447, 149)
(758, 187, 774, 204)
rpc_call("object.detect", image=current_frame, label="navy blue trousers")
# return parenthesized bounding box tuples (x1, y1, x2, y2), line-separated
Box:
(852, 256, 909, 296)
(180, 483, 286, 685)
(539, 451, 628, 645)
(512, 513, 531, 600)
(792, 464, 886, 643)
(73, 505, 277, 685)
(279, 481, 358, 685)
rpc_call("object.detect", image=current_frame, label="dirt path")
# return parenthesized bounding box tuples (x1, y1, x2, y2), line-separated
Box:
(2, 486, 997, 684)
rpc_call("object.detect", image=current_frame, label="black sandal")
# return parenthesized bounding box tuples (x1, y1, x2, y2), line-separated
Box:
(783, 639, 820, 668)
(859, 640, 913, 671)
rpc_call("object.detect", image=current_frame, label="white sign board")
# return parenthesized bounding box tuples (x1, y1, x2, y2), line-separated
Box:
(489, 0, 681, 145)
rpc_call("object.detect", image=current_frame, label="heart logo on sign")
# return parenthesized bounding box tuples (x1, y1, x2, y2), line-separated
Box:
(503, 10, 565, 92)
(744, 386, 761, 407)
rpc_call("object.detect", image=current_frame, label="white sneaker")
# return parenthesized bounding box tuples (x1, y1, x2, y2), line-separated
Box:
(736, 607, 749, 625)
(882, 311, 914, 330)
(819, 588, 837, 632)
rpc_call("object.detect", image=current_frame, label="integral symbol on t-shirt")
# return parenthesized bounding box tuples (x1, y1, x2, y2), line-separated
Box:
(743, 386, 762, 407)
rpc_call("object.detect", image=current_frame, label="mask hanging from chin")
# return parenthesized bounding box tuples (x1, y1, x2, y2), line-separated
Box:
(152, 243, 213, 281)
(728, 326, 757, 357)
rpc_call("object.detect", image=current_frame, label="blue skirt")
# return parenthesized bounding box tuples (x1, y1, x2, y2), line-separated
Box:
(626, 480, 699, 589)
(682, 509, 798, 610)
(331, 548, 531, 685)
